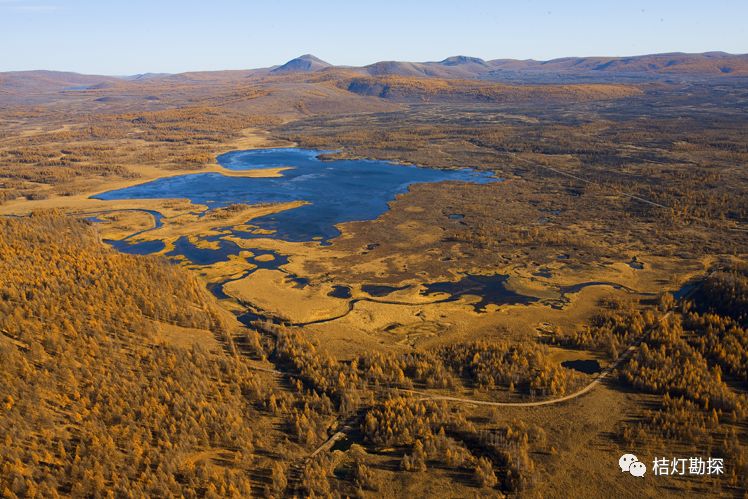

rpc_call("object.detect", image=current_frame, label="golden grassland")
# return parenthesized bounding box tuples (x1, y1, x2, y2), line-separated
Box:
(1, 70, 747, 497)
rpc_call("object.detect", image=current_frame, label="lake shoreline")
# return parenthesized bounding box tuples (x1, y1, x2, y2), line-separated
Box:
(0, 127, 294, 216)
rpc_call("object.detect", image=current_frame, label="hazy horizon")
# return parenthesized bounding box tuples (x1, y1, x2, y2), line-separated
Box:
(4, 49, 748, 77)
(2, 0, 747, 74)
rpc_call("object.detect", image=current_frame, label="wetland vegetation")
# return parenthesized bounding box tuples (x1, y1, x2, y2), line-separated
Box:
(1, 51, 746, 498)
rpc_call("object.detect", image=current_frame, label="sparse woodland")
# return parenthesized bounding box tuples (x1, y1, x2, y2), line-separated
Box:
(0, 106, 275, 202)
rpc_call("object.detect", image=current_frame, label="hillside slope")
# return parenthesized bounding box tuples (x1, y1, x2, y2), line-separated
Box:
(343, 74, 643, 102)
(0, 213, 269, 496)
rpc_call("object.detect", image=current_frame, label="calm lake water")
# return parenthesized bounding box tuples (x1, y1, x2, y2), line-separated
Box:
(94, 148, 498, 243)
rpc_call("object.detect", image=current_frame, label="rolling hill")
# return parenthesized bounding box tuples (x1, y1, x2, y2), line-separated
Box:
(342, 74, 643, 103)
(2, 51, 746, 110)
(484, 51, 748, 82)
(3, 51, 746, 98)
(271, 54, 332, 74)
(357, 52, 748, 81)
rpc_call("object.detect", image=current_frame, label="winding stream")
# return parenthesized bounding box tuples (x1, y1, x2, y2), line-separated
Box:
(89, 148, 657, 328)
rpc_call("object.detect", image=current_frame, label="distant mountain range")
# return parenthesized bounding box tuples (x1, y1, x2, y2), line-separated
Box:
(2, 52, 747, 99)
(271, 52, 748, 82)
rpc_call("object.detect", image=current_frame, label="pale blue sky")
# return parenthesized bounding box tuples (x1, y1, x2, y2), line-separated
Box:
(1, 0, 746, 75)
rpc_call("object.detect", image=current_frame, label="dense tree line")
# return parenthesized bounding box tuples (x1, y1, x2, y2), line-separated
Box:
(616, 266, 748, 493)
(438, 341, 583, 397)
(0, 213, 274, 497)
(694, 266, 748, 327)
(622, 316, 745, 416)
(549, 296, 656, 358)
(263, 326, 563, 494)
(360, 396, 540, 493)
(271, 325, 584, 404)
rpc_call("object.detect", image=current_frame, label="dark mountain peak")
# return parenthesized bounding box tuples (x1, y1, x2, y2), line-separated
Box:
(271, 54, 332, 73)
(440, 55, 487, 66)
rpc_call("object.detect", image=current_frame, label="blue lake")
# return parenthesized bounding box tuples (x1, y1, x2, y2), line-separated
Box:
(94, 148, 498, 243)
